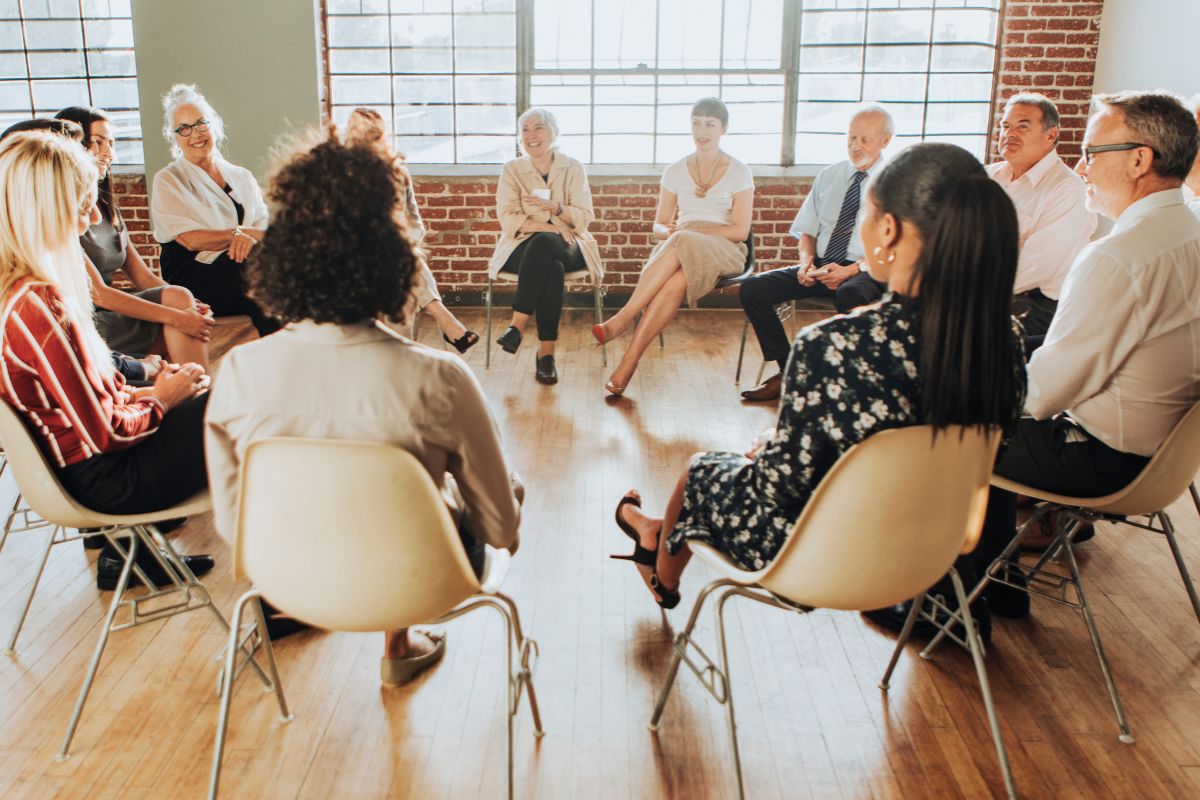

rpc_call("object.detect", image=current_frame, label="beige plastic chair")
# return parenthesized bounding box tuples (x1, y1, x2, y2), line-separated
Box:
(647, 425, 1016, 800)
(209, 437, 543, 800)
(485, 268, 605, 367)
(927, 400, 1200, 744)
(0, 399, 265, 761)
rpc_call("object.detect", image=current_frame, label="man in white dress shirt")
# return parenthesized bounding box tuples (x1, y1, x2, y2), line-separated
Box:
(1185, 93, 1200, 216)
(969, 90, 1200, 615)
(738, 104, 893, 401)
(988, 93, 1096, 337)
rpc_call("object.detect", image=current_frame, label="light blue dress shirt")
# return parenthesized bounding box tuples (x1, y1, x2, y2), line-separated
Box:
(789, 157, 887, 263)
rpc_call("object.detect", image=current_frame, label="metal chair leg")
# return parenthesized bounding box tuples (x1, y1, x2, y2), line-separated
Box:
(649, 579, 726, 731)
(209, 591, 291, 800)
(1057, 522, 1134, 743)
(949, 568, 1017, 800)
(485, 279, 494, 369)
(58, 532, 139, 760)
(4, 524, 60, 655)
(1159, 512, 1200, 626)
(879, 591, 925, 689)
(713, 587, 746, 800)
(494, 591, 544, 736)
(1190, 482, 1200, 520)
(594, 285, 607, 367)
(735, 318, 749, 383)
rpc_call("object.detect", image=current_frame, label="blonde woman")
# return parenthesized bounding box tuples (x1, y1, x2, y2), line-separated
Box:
(345, 107, 477, 352)
(593, 97, 753, 396)
(0, 132, 213, 590)
(488, 107, 603, 384)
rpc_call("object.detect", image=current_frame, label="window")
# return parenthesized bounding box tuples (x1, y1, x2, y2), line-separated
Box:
(322, 0, 1001, 166)
(0, 0, 144, 163)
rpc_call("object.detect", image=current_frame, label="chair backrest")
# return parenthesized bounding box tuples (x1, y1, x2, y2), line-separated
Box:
(0, 399, 106, 529)
(715, 231, 757, 289)
(1090, 399, 1200, 515)
(236, 437, 482, 632)
(755, 425, 1000, 611)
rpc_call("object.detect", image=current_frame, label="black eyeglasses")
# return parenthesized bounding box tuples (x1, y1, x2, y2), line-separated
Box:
(1083, 142, 1160, 165)
(173, 119, 210, 137)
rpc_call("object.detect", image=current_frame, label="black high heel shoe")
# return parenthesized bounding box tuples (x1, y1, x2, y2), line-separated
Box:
(444, 330, 479, 354)
(609, 494, 681, 610)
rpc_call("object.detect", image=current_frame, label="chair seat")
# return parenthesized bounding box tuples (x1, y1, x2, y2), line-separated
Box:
(83, 491, 212, 528)
(991, 475, 1140, 517)
(690, 542, 766, 584)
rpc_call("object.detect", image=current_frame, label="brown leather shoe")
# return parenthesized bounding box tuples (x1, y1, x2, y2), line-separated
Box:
(740, 373, 783, 402)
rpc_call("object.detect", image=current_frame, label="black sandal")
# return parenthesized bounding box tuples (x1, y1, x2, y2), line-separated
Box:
(444, 330, 479, 354)
(609, 494, 681, 610)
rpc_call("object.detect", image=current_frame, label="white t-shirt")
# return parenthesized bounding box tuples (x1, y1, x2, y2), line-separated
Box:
(661, 156, 754, 226)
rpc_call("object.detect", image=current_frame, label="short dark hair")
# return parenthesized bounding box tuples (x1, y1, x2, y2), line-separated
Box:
(55, 105, 121, 227)
(869, 142, 1023, 433)
(249, 132, 417, 325)
(1094, 90, 1200, 181)
(691, 96, 729, 126)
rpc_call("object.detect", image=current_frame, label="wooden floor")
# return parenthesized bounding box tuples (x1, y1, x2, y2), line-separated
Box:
(2, 309, 1200, 799)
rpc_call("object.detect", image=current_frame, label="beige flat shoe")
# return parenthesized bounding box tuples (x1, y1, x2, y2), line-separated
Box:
(380, 631, 446, 686)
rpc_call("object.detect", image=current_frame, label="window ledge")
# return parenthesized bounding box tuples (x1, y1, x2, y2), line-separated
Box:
(406, 163, 824, 179)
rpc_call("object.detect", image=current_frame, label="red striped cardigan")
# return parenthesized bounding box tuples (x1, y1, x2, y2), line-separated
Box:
(0, 279, 164, 468)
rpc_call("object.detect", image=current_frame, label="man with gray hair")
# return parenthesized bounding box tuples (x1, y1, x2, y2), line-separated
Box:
(739, 103, 893, 401)
(970, 90, 1200, 571)
(988, 92, 1096, 337)
(1185, 93, 1200, 217)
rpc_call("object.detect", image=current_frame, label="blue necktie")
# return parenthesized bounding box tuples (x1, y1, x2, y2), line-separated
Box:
(823, 170, 868, 265)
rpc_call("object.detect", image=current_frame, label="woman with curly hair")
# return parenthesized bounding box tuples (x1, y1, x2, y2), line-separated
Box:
(344, 107, 477, 353)
(204, 131, 522, 685)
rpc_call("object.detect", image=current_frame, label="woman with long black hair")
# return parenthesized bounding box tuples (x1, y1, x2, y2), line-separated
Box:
(612, 143, 1026, 616)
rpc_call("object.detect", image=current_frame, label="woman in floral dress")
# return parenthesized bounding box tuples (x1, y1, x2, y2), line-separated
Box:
(613, 143, 1027, 609)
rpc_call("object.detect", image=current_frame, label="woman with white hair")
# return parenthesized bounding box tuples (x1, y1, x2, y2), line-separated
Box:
(150, 84, 278, 336)
(488, 107, 603, 384)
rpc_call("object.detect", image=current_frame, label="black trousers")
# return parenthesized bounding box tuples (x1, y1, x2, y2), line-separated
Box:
(739, 261, 886, 368)
(160, 242, 280, 337)
(500, 232, 586, 342)
(1013, 289, 1058, 339)
(962, 416, 1150, 581)
(57, 392, 210, 515)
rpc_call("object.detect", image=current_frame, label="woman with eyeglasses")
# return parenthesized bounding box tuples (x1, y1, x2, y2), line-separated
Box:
(56, 106, 214, 369)
(150, 84, 279, 336)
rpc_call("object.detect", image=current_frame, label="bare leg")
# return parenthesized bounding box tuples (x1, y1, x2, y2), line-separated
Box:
(508, 310, 531, 334)
(607, 271, 686, 389)
(617, 458, 696, 603)
(159, 285, 210, 369)
(599, 241, 683, 338)
(425, 300, 468, 340)
(384, 628, 440, 659)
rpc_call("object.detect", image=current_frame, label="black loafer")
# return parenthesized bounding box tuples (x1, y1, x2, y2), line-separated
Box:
(496, 326, 522, 354)
(535, 354, 557, 385)
(96, 546, 215, 591)
(863, 595, 992, 647)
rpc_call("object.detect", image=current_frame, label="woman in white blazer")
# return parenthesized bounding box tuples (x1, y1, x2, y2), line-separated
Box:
(150, 84, 278, 336)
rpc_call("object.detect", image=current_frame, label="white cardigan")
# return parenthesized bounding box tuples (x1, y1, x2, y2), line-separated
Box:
(151, 156, 268, 264)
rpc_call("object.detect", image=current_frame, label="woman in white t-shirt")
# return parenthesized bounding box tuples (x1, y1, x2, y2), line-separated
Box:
(592, 97, 754, 395)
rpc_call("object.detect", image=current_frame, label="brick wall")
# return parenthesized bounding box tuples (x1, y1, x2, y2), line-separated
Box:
(114, 0, 1104, 301)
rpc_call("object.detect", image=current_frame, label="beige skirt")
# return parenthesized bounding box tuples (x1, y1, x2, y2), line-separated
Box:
(643, 221, 748, 308)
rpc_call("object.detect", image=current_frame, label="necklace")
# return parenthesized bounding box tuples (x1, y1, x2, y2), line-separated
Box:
(691, 152, 723, 198)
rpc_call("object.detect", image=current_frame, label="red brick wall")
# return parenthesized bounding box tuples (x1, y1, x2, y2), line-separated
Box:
(115, 0, 1104, 300)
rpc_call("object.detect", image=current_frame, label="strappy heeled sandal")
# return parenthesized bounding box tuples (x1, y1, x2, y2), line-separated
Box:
(609, 494, 681, 610)
(444, 330, 479, 354)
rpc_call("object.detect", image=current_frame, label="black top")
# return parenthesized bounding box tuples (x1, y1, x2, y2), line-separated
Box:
(79, 218, 127, 286)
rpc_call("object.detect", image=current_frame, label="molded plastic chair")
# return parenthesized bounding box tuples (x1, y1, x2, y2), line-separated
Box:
(485, 267, 605, 367)
(0, 400, 260, 761)
(647, 425, 1015, 799)
(209, 437, 543, 800)
(927, 400, 1200, 744)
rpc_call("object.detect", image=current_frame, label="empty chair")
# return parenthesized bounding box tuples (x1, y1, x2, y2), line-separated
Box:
(210, 437, 544, 800)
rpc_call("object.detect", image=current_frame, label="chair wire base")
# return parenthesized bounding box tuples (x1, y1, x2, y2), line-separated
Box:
(1, 523, 87, 655)
(57, 524, 273, 762)
(207, 590, 544, 800)
(649, 575, 1016, 800)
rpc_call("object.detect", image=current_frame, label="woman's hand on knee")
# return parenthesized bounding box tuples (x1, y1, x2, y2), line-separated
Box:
(151, 362, 209, 410)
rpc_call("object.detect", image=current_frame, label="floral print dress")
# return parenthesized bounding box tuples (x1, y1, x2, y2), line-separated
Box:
(667, 294, 1020, 570)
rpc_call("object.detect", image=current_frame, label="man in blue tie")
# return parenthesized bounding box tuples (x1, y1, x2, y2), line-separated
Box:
(739, 104, 893, 401)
